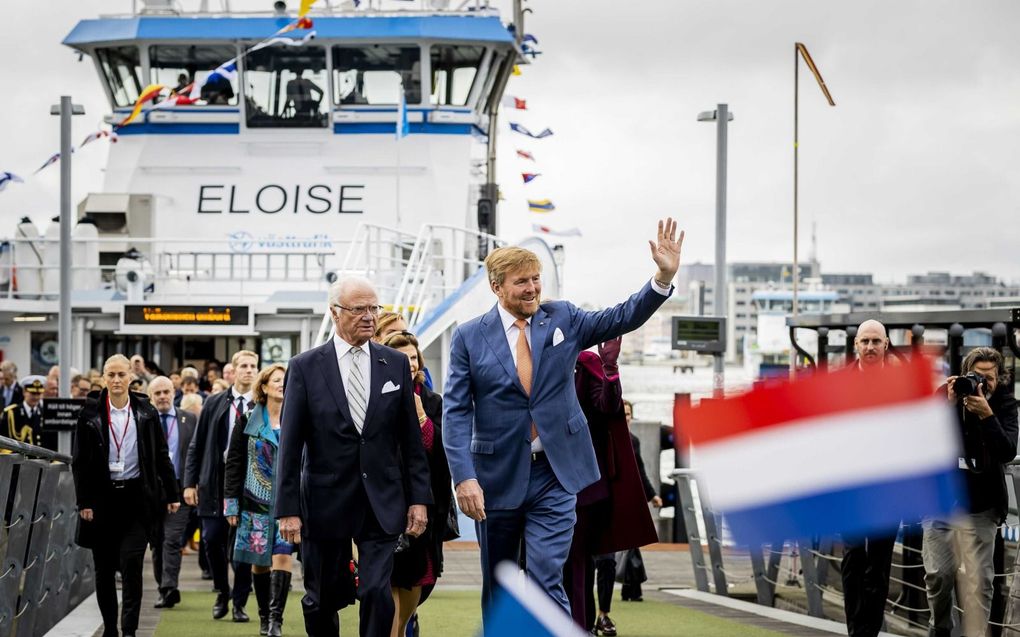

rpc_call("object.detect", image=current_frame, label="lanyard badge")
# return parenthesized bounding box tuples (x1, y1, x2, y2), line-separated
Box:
(107, 398, 132, 474)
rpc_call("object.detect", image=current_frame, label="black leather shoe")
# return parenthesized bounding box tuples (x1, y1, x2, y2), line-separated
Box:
(595, 615, 617, 636)
(233, 604, 250, 623)
(212, 592, 229, 619)
(201, 569, 213, 580)
(163, 589, 181, 608)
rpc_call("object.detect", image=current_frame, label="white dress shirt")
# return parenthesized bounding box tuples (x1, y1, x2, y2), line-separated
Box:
(333, 334, 372, 410)
(108, 399, 140, 479)
(225, 388, 253, 459)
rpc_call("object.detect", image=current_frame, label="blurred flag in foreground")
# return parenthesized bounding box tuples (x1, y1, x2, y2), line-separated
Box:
(483, 563, 588, 637)
(679, 357, 963, 544)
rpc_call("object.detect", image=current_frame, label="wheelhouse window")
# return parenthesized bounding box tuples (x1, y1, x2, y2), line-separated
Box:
(149, 45, 239, 105)
(96, 46, 142, 107)
(243, 46, 328, 128)
(430, 45, 485, 107)
(332, 45, 421, 106)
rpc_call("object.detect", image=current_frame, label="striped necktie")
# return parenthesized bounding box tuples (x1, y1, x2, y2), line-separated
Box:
(347, 346, 367, 433)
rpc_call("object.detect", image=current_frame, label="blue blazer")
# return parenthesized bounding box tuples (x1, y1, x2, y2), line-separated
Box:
(442, 281, 670, 510)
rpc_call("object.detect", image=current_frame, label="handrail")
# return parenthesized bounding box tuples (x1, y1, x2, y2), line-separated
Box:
(0, 435, 72, 463)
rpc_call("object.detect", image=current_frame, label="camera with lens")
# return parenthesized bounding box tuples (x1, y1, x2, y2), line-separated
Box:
(953, 371, 986, 398)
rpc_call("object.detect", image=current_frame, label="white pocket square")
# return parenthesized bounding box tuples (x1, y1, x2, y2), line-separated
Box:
(552, 327, 565, 347)
(381, 381, 400, 394)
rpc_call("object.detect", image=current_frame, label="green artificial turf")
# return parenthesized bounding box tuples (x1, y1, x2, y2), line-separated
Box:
(154, 590, 789, 637)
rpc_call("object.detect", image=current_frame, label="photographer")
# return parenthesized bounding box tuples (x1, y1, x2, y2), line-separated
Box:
(924, 347, 1018, 637)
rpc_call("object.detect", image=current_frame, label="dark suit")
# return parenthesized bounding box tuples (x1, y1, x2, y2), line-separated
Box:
(72, 389, 179, 636)
(153, 408, 198, 595)
(183, 389, 253, 607)
(1, 381, 22, 410)
(276, 339, 431, 637)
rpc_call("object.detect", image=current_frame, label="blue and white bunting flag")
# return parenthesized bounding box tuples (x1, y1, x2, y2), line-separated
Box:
(189, 60, 238, 100)
(510, 122, 553, 139)
(485, 563, 589, 637)
(0, 172, 24, 192)
(248, 31, 317, 53)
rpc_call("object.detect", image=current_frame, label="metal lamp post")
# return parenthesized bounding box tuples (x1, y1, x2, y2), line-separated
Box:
(698, 104, 733, 398)
(50, 96, 84, 455)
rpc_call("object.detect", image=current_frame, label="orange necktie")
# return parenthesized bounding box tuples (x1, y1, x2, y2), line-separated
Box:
(514, 319, 538, 441)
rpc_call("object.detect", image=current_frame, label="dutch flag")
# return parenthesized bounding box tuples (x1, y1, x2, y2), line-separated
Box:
(680, 357, 964, 544)
(484, 563, 589, 637)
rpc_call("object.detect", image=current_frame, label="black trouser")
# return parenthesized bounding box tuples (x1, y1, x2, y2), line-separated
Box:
(594, 554, 616, 613)
(202, 515, 252, 606)
(302, 502, 398, 637)
(841, 532, 897, 637)
(92, 480, 150, 635)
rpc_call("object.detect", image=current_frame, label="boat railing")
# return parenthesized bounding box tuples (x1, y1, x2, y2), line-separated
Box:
(122, 0, 499, 18)
(393, 222, 502, 328)
(0, 235, 352, 304)
(314, 221, 500, 343)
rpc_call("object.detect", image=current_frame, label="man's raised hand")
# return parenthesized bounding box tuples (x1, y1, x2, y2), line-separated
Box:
(648, 217, 684, 285)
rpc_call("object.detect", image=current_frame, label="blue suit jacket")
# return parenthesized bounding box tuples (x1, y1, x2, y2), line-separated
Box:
(442, 281, 670, 510)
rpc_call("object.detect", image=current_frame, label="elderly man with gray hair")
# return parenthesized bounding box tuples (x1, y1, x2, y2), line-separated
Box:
(148, 375, 199, 610)
(1, 360, 21, 409)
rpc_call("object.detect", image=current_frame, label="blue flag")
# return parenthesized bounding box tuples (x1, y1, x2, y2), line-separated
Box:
(483, 563, 588, 637)
(396, 87, 409, 140)
(509, 122, 553, 139)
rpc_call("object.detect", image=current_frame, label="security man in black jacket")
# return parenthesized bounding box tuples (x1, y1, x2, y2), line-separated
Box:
(72, 354, 180, 637)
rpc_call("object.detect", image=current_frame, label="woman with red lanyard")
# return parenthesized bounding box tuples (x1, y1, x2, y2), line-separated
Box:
(382, 331, 454, 637)
(72, 354, 180, 637)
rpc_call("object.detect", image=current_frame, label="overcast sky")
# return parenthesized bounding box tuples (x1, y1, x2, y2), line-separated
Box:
(3, 0, 1019, 306)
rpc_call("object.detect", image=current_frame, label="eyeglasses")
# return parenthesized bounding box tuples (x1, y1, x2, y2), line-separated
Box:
(332, 304, 384, 317)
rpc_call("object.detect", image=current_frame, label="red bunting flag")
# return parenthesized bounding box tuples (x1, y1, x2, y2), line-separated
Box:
(516, 150, 535, 161)
(522, 173, 540, 184)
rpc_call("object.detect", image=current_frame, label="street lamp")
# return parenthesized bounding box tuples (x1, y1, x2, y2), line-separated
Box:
(792, 43, 835, 321)
(50, 96, 84, 455)
(698, 104, 733, 398)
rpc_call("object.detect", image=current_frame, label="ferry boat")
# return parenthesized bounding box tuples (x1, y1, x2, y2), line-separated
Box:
(0, 0, 562, 383)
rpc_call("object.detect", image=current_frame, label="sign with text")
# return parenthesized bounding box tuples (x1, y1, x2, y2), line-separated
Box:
(119, 305, 255, 335)
(671, 316, 727, 353)
(43, 398, 86, 431)
(123, 305, 250, 326)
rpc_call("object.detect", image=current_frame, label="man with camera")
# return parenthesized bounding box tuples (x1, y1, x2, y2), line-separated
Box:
(924, 347, 1018, 637)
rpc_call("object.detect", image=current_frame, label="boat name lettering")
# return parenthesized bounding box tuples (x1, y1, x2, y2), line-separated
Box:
(197, 184, 365, 215)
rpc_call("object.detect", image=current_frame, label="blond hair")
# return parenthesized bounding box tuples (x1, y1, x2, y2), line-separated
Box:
(253, 364, 287, 406)
(484, 246, 541, 286)
(104, 354, 131, 371)
(231, 349, 259, 367)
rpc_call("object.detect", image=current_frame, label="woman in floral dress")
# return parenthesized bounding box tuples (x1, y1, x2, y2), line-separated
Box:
(225, 364, 293, 636)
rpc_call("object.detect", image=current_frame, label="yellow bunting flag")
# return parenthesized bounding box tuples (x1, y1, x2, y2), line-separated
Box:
(118, 84, 165, 127)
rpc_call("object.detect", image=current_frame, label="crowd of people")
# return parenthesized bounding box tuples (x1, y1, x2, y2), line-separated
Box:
(838, 319, 1018, 637)
(7, 213, 1013, 637)
(53, 218, 683, 637)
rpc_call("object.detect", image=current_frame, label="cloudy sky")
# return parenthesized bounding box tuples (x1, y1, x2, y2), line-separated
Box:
(3, 0, 1019, 305)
